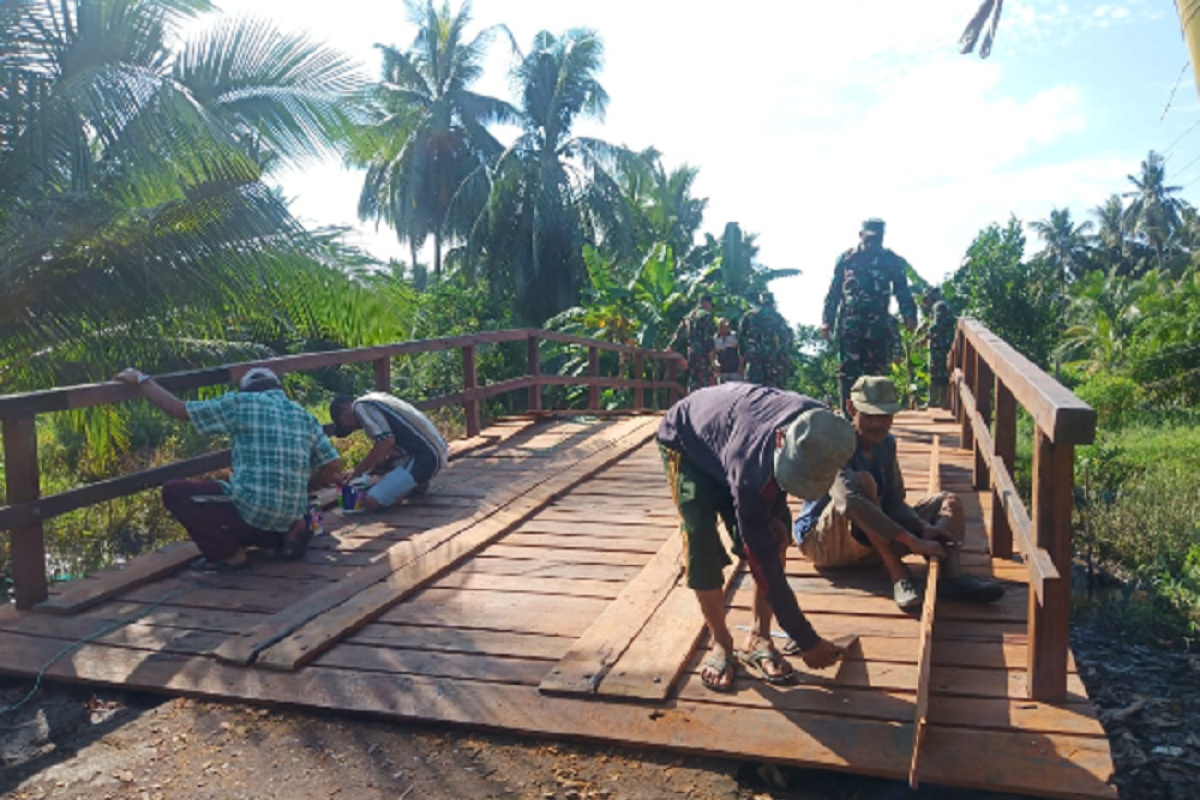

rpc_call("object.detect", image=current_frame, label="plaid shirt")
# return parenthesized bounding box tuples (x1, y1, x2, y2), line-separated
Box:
(186, 390, 340, 532)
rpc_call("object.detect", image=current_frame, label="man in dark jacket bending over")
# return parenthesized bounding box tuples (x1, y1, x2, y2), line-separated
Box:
(657, 382, 857, 692)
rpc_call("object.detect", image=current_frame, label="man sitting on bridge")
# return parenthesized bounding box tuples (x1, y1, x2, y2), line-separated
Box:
(115, 366, 342, 571)
(794, 375, 1005, 611)
(657, 382, 857, 692)
(329, 392, 449, 511)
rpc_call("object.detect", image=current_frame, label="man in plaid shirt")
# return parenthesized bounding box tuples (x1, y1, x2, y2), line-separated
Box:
(115, 366, 341, 571)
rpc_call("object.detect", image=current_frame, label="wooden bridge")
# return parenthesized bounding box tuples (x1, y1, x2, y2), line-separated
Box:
(0, 323, 1115, 798)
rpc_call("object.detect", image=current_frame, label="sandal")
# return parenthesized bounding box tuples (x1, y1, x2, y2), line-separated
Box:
(736, 648, 797, 685)
(191, 557, 252, 573)
(279, 519, 314, 561)
(700, 653, 738, 693)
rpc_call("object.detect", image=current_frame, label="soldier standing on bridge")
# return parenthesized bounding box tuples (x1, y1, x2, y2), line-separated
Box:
(740, 292, 794, 389)
(922, 288, 957, 409)
(670, 294, 717, 393)
(821, 218, 918, 411)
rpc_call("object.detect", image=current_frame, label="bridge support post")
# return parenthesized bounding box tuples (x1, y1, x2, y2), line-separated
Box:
(462, 345, 480, 438)
(588, 347, 600, 411)
(526, 334, 541, 412)
(373, 357, 391, 392)
(3, 416, 48, 609)
(1028, 426, 1073, 702)
(633, 354, 645, 410)
(960, 341, 976, 454)
(973, 356, 994, 491)
(991, 382, 1016, 558)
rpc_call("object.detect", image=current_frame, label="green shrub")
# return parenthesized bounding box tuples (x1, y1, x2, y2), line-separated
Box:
(1073, 373, 1142, 428)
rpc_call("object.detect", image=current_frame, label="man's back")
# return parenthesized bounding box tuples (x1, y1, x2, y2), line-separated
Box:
(187, 389, 330, 530)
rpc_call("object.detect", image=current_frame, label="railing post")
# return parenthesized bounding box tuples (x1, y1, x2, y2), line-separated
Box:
(973, 355, 994, 491)
(462, 345, 480, 438)
(373, 357, 391, 392)
(587, 346, 600, 411)
(1028, 426, 1073, 701)
(667, 358, 680, 406)
(960, 340, 976, 453)
(633, 353, 645, 410)
(991, 381, 1016, 558)
(526, 333, 541, 412)
(3, 416, 48, 609)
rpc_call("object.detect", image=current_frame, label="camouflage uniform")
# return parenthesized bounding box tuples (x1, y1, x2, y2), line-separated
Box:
(926, 300, 956, 409)
(822, 219, 917, 411)
(740, 302, 794, 389)
(671, 304, 717, 393)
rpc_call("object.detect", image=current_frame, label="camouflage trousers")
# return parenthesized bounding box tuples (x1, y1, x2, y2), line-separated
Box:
(837, 321, 892, 411)
(746, 357, 791, 390)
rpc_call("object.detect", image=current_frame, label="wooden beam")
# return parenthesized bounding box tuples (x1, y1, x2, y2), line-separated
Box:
(539, 534, 684, 695)
(1028, 426, 1074, 702)
(588, 346, 600, 411)
(909, 436, 941, 790)
(973, 356, 994, 491)
(633, 353, 645, 410)
(909, 557, 940, 789)
(959, 320, 1096, 445)
(3, 415, 47, 608)
(34, 542, 201, 615)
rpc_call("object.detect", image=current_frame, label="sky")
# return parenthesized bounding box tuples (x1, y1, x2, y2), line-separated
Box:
(202, 0, 1200, 327)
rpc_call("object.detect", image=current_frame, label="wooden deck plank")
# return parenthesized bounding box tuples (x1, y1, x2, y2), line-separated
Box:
(251, 418, 662, 671)
(378, 589, 612, 639)
(213, 416, 657, 667)
(539, 534, 684, 695)
(33, 541, 201, 615)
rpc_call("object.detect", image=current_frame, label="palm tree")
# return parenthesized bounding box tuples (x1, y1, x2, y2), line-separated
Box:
(1092, 194, 1126, 250)
(1123, 150, 1187, 271)
(1030, 207, 1093, 297)
(618, 148, 708, 264)
(468, 28, 633, 323)
(348, 0, 514, 279)
(1, 0, 372, 392)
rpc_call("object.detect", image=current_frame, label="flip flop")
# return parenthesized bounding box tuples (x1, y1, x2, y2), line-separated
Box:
(700, 653, 738, 693)
(736, 648, 797, 685)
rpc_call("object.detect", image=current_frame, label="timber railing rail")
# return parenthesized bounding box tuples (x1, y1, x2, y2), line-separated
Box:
(0, 329, 683, 610)
(949, 318, 1096, 702)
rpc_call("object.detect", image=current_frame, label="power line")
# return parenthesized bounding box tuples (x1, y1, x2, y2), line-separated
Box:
(1161, 118, 1200, 162)
(1161, 61, 1193, 122)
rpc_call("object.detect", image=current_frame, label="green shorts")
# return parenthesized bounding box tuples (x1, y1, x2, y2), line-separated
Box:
(658, 443, 790, 591)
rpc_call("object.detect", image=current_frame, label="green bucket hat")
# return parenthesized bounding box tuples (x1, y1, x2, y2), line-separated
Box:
(774, 409, 856, 499)
(850, 375, 903, 415)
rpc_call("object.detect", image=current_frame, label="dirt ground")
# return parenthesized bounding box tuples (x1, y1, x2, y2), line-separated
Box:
(0, 677, 1032, 800)
(3, 615, 1199, 800)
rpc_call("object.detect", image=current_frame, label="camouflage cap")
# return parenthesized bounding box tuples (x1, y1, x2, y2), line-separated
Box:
(861, 217, 886, 236)
(850, 375, 903, 416)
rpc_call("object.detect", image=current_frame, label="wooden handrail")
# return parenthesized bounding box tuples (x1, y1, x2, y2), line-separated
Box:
(957, 319, 1095, 445)
(0, 328, 682, 609)
(949, 318, 1093, 703)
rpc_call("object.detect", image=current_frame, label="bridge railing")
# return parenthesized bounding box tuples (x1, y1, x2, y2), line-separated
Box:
(949, 318, 1096, 702)
(0, 329, 683, 609)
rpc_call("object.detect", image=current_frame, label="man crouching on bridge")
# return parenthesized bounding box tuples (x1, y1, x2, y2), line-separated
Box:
(657, 382, 856, 692)
(115, 367, 342, 571)
(794, 376, 1005, 612)
(328, 392, 449, 511)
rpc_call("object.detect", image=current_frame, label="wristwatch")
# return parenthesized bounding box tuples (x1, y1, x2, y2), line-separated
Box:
(136, 372, 150, 385)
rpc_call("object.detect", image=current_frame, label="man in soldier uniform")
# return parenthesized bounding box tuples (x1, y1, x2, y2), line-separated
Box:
(740, 293, 794, 389)
(671, 294, 717, 393)
(821, 218, 918, 411)
(923, 288, 957, 409)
